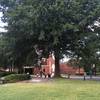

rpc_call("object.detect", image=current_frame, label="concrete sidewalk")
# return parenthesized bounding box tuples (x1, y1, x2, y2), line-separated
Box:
(64, 75, 100, 81)
(20, 75, 100, 83)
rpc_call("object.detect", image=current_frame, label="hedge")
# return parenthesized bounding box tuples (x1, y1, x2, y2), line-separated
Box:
(4, 74, 31, 83)
(0, 72, 16, 78)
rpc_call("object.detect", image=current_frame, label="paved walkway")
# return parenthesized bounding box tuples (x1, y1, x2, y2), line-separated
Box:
(21, 77, 53, 83)
(20, 75, 100, 83)
(61, 74, 100, 81)
(68, 75, 100, 81)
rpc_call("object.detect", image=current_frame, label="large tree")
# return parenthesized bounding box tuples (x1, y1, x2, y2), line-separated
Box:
(0, 0, 100, 77)
(0, 32, 14, 70)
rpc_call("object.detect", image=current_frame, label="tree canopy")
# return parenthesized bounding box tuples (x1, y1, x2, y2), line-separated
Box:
(0, 0, 100, 77)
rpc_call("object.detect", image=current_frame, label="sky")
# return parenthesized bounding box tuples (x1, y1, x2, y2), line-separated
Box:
(0, 12, 8, 32)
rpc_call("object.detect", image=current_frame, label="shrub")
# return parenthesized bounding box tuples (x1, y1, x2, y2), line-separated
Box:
(0, 72, 16, 78)
(4, 74, 31, 83)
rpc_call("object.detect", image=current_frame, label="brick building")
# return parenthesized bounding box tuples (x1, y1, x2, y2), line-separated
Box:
(24, 54, 84, 76)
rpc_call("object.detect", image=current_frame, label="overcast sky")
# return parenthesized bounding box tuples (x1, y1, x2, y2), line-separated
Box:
(0, 12, 8, 32)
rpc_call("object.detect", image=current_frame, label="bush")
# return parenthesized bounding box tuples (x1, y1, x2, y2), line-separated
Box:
(4, 74, 31, 83)
(0, 72, 16, 78)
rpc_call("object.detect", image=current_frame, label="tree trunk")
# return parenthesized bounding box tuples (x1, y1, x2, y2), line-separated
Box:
(18, 66, 23, 74)
(54, 47, 61, 78)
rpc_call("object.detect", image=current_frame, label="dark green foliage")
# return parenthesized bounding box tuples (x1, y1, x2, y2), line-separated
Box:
(0, 33, 15, 68)
(73, 32, 100, 72)
(4, 74, 30, 83)
(0, 71, 16, 78)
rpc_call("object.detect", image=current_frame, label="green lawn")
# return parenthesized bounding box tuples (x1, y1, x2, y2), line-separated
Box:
(0, 79, 100, 100)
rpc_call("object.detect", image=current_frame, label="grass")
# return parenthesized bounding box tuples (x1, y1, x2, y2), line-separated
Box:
(0, 78, 100, 100)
